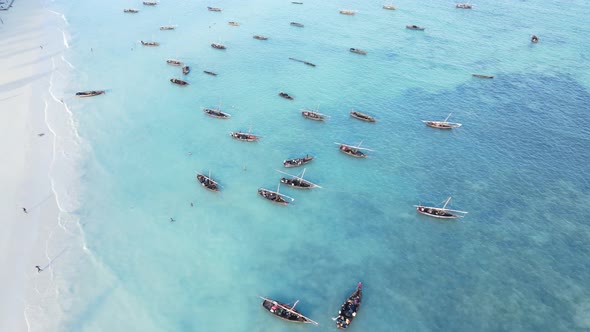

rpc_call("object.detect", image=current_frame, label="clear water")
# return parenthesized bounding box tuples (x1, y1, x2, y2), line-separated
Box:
(42, 0, 590, 330)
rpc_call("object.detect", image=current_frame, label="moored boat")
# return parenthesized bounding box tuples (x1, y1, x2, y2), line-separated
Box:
(456, 3, 473, 9)
(290, 22, 304, 27)
(211, 42, 226, 49)
(406, 25, 425, 30)
(257, 184, 295, 205)
(278, 91, 294, 100)
(203, 101, 230, 119)
(196, 172, 219, 192)
(253, 35, 268, 40)
(335, 282, 362, 329)
(170, 78, 189, 86)
(349, 48, 367, 55)
(383, 4, 396, 10)
(203, 70, 218, 76)
(228, 21, 240, 26)
(141, 40, 160, 46)
(182, 65, 190, 75)
(283, 155, 313, 168)
(422, 113, 462, 129)
(339, 10, 356, 15)
(167, 59, 183, 66)
(301, 108, 328, 121)
(160, 25, 176, 30)
(415, 197, 467, 219)
(124, 8, 139, 13)
(230, 131, 260, 141)
(207, 6, 222, 11)
(336, 142, 373, 158)
(76, 90, 105, 97)
(531, 35, 539, 43)
(143, 1, 157, 6)
(472, 74, 494, 79)
(291, 1, 303, 4)
(278, 168, 320, 189)
(259, 296, 317, 324)
(350, 110, 376, 122)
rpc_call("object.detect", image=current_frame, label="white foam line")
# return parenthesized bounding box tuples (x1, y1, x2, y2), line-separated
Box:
(46, 9, 69, 25)
(60, 55, 75, 70)
(61, 30, 69, 49)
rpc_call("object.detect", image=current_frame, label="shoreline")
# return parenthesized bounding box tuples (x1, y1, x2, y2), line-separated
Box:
(0, 1, 84, 330)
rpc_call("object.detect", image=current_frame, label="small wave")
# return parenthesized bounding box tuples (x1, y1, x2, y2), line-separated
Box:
(46, 9, 69, 25)
(61, 30, 70, 49)
(61, 55, 76, 70)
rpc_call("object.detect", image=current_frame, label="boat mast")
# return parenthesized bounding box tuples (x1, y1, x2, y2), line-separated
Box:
(442, 197, 452, 210)
(443, 113, 452, 123)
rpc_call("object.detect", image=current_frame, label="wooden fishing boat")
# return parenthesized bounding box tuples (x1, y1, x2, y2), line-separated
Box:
(531, 35, 539, 43)
(406, 25, 425, 30)
(124, 9, 139, 13)
(350, 110, 376, 122)
(203, 101, 230, 119)
(259, 296, 317, 324)
(211, 42, 226, 50)
(288, 57, 316, 67)
(383, 4, 396, 10)
(339, 10, 356, 15)
(472, 74, 494, 79)
(336, 142, 374, 158)
(203, 70, 218, 76)
(182, 65, 190, 75)
(207, 6, 222, 11)
(196, 172, 219, 192)
(160, 25, 177, 30)
(415, 197, 467, 219)
(141, 40, 160, 46)
(422, 113, 462, 129)
(230, 131, 259, 141)
(228, 21, 240, 26)
(456, 3, 473, 9)
(76, 90, 105, 97)
(143, 1, 157, 6)
(335, 282, 362, 329)
(349, 48, 367, 55)
(167, 59, 183, 66)
(301, 106, 328, 121)
(170, 78, 189, 86)
(283, 155, 313, 168)
(253, 35, 268, 40)
(290, 22, 304, 27)
(292, 1, 303, 4)
(279, 92, 294, 100)
(277, 168, 321, 189)
(257, 184, 295, 205)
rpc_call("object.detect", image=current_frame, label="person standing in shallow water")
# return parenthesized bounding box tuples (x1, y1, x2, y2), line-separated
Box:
(35, 266, 42, 273)
(22, 207, 27, 213)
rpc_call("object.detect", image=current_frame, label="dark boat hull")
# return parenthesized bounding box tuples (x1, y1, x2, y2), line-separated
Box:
(279, 92, 294, 100)
(302, 111, 325, 121)
(196, 174, 219, 191)
(257, 189, 289, 205)
(336, 283, 362, 329)
(261, 299, 309, 323)
(280, 178, 315, 189)
(76, 90, 105, 97)
(170, 78, 189, 85)
(283, 156, 313, 168)
(230, 132, 259, 141)
(339, 146, 366, 158)
(204, 108, 229, 119)
(416, 206, 458, 218)
(350, 111, 376, 122)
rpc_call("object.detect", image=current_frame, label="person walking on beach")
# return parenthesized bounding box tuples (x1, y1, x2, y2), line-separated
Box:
(22, 207, 28, 214)
(35, 266, 42, 273)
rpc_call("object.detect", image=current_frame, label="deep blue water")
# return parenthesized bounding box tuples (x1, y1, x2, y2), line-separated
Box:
(42, 0, 590, 330)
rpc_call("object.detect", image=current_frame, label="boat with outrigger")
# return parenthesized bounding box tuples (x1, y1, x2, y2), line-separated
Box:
(415, 197, 467, 219)
(283, 155, 313, 168)
(196, 171, 219, 192)
(203, 101, 230, 119)
(350, 110, 376, 122)
(259, 296, 318, 324)
(170, 78, 189, 86)
(422, 113, 462, 129)
(277, 168, 321, 189)
(257, 183, 295, 205)
(335, 282, 362, 329)
(301, 105, 328, 121)
(76, 90, 105, 97)
(336, 141, 374, 158)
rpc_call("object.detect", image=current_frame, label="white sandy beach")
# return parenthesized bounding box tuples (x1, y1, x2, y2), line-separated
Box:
(1, 1, 83, 330)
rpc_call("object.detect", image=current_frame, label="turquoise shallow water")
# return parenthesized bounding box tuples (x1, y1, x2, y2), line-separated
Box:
(45, 0, 590, 330)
